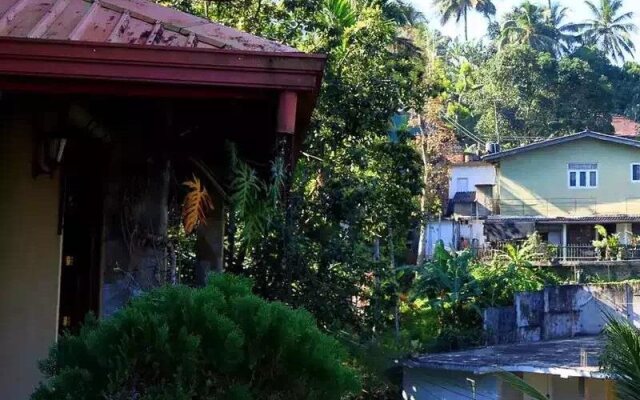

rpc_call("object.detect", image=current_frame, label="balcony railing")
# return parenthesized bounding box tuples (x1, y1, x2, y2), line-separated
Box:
(490, 197, 640, 217)
(472, 243, 640, 263)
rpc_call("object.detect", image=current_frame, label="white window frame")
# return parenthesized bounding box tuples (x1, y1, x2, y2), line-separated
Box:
(568, 163, 598, 189)
(631, 163, 640, 183)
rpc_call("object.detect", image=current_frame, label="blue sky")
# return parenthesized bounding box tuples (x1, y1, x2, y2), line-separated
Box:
(409, 0, 640, 61)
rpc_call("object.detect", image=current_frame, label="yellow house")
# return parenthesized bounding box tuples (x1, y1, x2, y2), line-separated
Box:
(0, 0, 324, 398)
(483, 130, 640, 260)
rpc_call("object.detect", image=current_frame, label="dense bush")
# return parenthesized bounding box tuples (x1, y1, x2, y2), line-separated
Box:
(403, 238, 561, 352)
(32, 274, 360, 400)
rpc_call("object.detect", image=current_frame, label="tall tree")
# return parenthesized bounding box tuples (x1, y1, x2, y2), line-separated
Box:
(433, 0, 496, 41)
(572, 0, 637, 62)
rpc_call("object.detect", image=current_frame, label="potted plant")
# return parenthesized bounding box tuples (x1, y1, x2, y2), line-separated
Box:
(592, 225, 608, 261)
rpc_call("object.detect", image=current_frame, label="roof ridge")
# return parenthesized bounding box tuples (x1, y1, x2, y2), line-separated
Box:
(484, 130, 640, 161)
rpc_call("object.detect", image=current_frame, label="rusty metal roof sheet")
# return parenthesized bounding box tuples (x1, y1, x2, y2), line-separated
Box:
(0, 0, 298, 52)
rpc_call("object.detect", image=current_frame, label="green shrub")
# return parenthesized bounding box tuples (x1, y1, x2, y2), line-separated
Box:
(32, 274, 360, 400)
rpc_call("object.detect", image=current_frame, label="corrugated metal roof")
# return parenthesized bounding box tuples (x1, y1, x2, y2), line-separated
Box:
(0, 0, 298, 52)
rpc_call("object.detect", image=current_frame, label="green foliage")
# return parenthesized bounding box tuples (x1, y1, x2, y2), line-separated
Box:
(32, 275, 360, 400)
(411, 244, 483, 350)
(406, 237, 560, 351)
(475, 233, 560, 307)
(557, 56, 614, 133)
(601, 314, 640, 400)
(593, 224, 621, 260)
(499, 2, 558, 54)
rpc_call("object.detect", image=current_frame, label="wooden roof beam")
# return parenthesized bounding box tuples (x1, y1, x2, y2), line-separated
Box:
(145, 20, 161, 45)
(185, 31, 196, 47)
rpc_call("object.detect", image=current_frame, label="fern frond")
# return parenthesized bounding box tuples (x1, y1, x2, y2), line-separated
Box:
(182, 176, 214, 235)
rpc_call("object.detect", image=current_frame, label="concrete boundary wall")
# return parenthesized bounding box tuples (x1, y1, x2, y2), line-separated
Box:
(484, 283, 640, 344)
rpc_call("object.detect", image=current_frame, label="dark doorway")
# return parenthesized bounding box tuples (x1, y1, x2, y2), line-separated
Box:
(58, 139, 105, 333)
(567, 223, 615, 245)
(567, 224, 595, 245)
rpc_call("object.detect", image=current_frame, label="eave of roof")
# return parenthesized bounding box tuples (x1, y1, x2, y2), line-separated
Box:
(486, 215, 640, 224)
(0, 37, 325, 92)
(483, 130, 640, 162)
(405, 336, 608, 379)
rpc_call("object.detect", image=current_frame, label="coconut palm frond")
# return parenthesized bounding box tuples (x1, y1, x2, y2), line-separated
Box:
(574, 0, 637, 61)
(601, 314, 640, 400)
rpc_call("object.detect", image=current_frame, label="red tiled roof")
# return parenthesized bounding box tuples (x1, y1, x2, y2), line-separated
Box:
(612, 115, 640, 137)
(0, 0, 298, 52)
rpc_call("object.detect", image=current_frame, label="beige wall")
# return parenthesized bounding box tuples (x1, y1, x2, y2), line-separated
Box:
(496, 138, 640, 216)
(0, 117, 62, 399)
(518, 373, 616, 400)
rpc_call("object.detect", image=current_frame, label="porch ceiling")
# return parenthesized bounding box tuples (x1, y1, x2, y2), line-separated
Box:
(0, 0, 326, 152)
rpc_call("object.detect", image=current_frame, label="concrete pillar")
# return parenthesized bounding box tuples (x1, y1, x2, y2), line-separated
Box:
(617, 223, 633, 245)
(562, 224, 568, 261)
(195, 200, 225, 286)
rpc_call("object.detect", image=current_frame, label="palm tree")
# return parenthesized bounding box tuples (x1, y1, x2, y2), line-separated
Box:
(499, 1, 556, 53)
(433, 0, 496, 41)
(382, 0, 426, 26)
(572, 0, 637, 62)
(545, 3, 580, 55)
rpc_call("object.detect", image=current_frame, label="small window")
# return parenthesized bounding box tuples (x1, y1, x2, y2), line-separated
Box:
(632, 163, 640, 182)
(568, 163, 597, 189)
(456, 177, 469, 193)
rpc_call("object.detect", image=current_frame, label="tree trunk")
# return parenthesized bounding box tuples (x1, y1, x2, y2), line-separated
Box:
(464, 8, 468, 41)
(416, 115, 430, 266)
